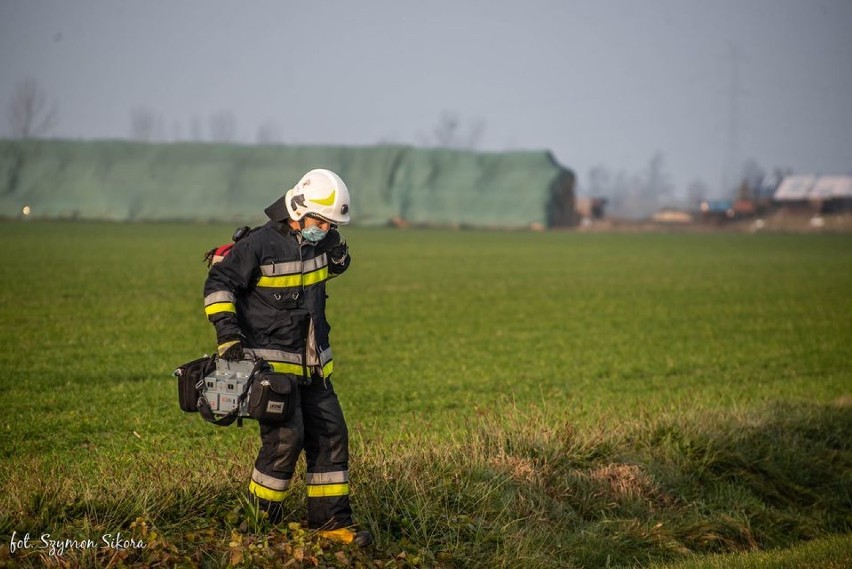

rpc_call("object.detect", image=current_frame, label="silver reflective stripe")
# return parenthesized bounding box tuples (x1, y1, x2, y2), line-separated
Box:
(306, 470, 349, 485)
(319, 346, 333, 366)
(260, 261, 302, 277)
(245, 348, 302, 364)
(204, 291, 236, 306)
(259, 255, 326, 276)
(252, 468, 291, 491)
(302, 254, 328, 273)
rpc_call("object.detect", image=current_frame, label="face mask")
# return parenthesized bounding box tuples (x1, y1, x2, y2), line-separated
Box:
(301, 225, 328, 243)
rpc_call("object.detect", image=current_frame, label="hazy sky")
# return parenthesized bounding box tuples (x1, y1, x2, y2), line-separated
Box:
(2, 0, 851, 196)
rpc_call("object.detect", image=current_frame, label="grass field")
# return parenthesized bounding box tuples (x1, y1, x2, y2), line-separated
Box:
(0, 221, 850, 568)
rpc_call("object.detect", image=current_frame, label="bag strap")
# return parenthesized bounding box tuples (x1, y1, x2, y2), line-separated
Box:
(197, 357, 268, 427)
(198, 397, 240, 427)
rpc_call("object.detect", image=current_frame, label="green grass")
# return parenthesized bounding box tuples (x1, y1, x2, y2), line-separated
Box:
(650, 534, 852, 569)
(0, 222, 850, 568)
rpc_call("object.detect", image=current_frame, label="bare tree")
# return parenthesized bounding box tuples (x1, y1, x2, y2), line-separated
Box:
(171, 120, 184, 141)
(432, 111, 460, 147)
(587, 165, 612, 197)
(129, 107, 163, 141)
(463, 117, 486, 149)
(7, 78, 57, 139)
(256, 120, 283, 144)
(209, 111, 237, 142)
(687, 179, 711, 207)
(586, 155, 675, 218)
(423, 111, 486, 149)
(737, 158, 766, 200)
(190, 116, 204, 141)
(643, 151, 674, 205)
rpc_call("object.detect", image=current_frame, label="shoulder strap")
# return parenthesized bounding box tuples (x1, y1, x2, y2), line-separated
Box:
(203, 225, 263, 268)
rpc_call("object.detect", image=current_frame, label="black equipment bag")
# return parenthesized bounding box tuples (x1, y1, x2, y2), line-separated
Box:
(196, 358, 268, 427)
(173, 355, 215, 413)
(247, 371, 299, 424)
(174, 356, 271, 427)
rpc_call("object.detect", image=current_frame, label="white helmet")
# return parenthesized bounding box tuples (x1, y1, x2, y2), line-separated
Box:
(265, 168, 349, 226)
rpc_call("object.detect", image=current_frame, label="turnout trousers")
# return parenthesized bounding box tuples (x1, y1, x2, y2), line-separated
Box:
(248, 378, 353, 530)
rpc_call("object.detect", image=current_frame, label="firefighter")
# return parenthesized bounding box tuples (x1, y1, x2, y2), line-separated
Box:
(203, 168, 371, 546)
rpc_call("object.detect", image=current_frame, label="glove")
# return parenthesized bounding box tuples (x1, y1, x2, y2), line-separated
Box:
(329, 241, 349, 265)
(218, 340, 244, 361)
(317, 229, 343, 252)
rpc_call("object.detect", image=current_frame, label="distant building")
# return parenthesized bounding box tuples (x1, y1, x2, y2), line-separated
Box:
(773, 175, 852, 214)
(651, 208, 694, 224)
(0, 139, 578, 228)
(699, 199, 735, 222)
(575, 197, 608, 220)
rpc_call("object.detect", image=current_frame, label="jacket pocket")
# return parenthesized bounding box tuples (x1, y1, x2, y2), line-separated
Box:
(247, 372, 299, 423)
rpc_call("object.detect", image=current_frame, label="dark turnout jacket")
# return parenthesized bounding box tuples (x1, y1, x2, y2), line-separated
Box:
(203, 220, 350, 378)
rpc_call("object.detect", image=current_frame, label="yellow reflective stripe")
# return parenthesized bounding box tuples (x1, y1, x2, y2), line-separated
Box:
(249, 480, 287, 502)
(269, 361, 305, 375)
(306, 483, 350, 498)
(257, 274, 302, 288)
(269, 360, 333, 377)
(205, 302, 236, 316)
(257, 267, 328, 288)
(303, 267, 328, 286)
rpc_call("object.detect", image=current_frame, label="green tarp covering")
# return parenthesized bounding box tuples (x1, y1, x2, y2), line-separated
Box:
(0, 139, 576, 228)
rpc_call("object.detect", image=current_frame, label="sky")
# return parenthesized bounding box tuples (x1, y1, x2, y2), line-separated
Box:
(1, 0, 851, 198)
